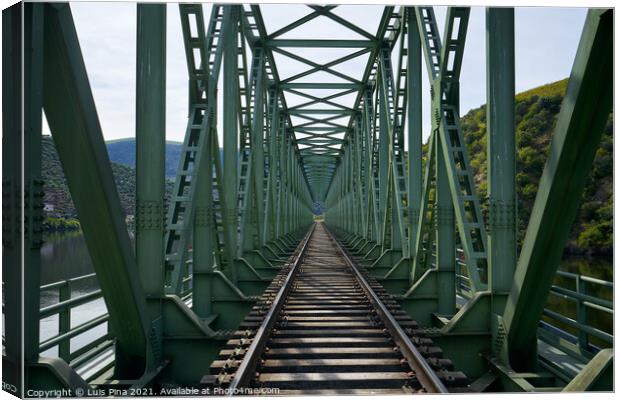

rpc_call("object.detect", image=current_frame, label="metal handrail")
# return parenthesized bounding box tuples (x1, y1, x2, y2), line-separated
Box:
(543, 270, 613, 351)
(39, 274, 108, 367)
(556, 270, 613, 287)
(417, 240, 615, 354)
(542, 309, 613, 344)
(40, 290, 103, 319)
(453, 251, 613, 352)
(40, 272, 97, 291)
(549, 285, 612, 310)
(39, 314, 109, 352)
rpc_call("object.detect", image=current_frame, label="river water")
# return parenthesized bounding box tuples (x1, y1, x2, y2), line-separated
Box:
(39, 232, 613, 357)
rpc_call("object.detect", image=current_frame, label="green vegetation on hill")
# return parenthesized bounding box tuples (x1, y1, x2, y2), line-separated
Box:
(43, 217, 81, 232)
(459, 78, 612, 255)
(42, 135, 178, 231)
(42, 135, 137, 220)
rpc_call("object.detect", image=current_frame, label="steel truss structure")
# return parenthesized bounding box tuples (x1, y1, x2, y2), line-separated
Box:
(1, 1, 613, 395)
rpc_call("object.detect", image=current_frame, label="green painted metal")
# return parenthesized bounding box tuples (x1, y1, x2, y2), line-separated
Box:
(175, 5, 313, 290)
(167, 4, 227, 291)
(222, 4, 241, 272)
(41, 3, 150, 377)
(4, 2, 614, 393)
(436, 9, 489, 292)
(486, 8, 515, 316)
(265, 39, 375, 48)
(136, 4, 166, 329)
(263, 88, 279, 244)
(240, 46, 266, 255)
(406, 7, 423, 262)
(3, 4, 25, 394)
(274, 46, 369, 85)
(4, 8, 90, 389)
(503, 9, 613, 372)
(24, 1, 45, 366)
(267, 7, 334, 39)
(435, 127, 456, 315)
(410, 129, 437, 283)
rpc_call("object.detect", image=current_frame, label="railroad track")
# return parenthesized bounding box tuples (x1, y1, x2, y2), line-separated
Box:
(204, 223, 467, 395)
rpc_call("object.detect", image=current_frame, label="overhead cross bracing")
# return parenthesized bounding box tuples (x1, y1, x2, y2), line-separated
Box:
(234, 4, 401, 203)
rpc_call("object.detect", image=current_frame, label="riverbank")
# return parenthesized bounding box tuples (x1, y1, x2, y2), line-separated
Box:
(44, 217, 81, 232)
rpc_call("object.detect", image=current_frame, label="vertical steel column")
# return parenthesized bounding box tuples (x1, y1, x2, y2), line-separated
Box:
(486, 8, 515, 315)
(353, 120, 363, 237)
(255, 73, 267, 246)
(193, 122, 214, 316)
(277, 132, 288, 237)
(223, 5, 239, 264)
(284, 144, 292, 235)
(24, 2, 45, 366)
(2, 5, 24, 393)
(275, 121, 287, 238)
(136, 3, 166, 324)
(244, 48, 265, 251)
(406, 7, 422, 260)
(503, 9, 612, 371)
(263, 89, 279, 243)
(435, 133, 455, 315)
(344, 145, 351, 232)
(363, 93, 375, 242)
(378, 78, 389, 246)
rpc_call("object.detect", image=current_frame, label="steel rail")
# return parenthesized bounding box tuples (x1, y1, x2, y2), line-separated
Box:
(226, 224, 316, 393)
(324, 226, 448, 393)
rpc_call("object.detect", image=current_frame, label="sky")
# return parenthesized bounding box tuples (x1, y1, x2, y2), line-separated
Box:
(41, 2, 588, 145)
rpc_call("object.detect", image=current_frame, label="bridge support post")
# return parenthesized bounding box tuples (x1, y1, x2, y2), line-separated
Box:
(502, 9, 613, 372)
(193, 110, 215, 316)
(136, 3, 166, 358)
(2, 5, 24, 393)
(223, 5, 240, 272)
(2, 3, 57, 393)
(435, 131, 456, 316)
(262, 88, 281, 256)
(23, 3, 45, 369)
(407, 7, 422, 262)
(377, 77, 389, 251)
(250, 49, 266, 254)
(485, 7, 516, 359)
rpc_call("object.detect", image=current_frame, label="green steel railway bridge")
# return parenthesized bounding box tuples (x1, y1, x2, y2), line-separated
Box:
(2, 2, 613, 395)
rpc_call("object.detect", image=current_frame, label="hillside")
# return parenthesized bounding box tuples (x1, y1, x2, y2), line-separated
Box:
(42, 135, 138, 222)
(106, 138, 183, 179)
(459, 78, 613, 255)
(42, 136, 226, 231)
(42, 136, 174, 230)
